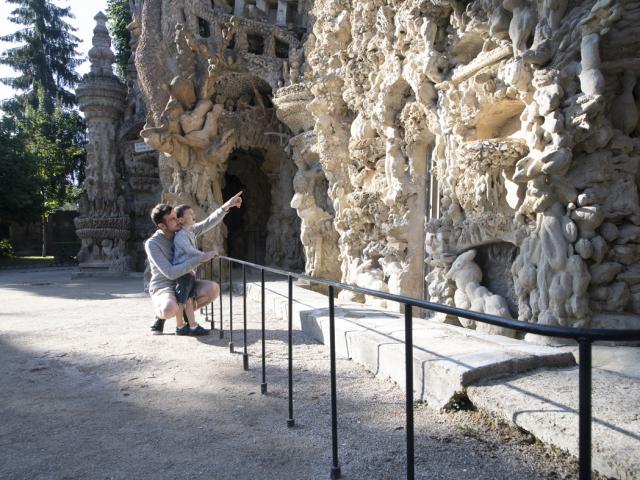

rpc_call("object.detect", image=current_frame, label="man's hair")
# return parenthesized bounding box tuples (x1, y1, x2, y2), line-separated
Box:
(175, 204, 192, 218)
(150, 203, 173, 227)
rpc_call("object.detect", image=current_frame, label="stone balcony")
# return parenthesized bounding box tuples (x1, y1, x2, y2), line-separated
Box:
(272, 83, 314, 134)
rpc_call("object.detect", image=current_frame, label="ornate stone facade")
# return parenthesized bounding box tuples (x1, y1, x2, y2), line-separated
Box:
(83, 0, 640, 336)
(75, 13, 131, 273)
(76, 10, 160, 274)
(135, 0, 304, 268)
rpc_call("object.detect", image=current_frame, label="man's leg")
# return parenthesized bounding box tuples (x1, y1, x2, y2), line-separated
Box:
(194, 280, 220, 309)
(150, 288, 179, 334)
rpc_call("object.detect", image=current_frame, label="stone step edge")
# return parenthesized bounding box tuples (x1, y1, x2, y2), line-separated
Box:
(243, 281, 576, 409)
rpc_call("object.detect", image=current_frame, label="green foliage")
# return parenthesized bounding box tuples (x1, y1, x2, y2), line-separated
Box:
(0, 1, 86, 227)
(0, 0, 82, 112)
(0, 239, 15, 258)
(106, 0, 133, 80)
(19, 90, 87, 218)
(0, 115, 43, 224)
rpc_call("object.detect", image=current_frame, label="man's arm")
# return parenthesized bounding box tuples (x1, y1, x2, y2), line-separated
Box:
(145, 238, 200, 281)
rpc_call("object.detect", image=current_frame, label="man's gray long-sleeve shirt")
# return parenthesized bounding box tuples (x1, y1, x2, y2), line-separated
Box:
(145, 207, 227, 294)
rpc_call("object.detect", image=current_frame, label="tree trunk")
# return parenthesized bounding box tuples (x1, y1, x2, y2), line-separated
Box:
(41, 215, 47, 257)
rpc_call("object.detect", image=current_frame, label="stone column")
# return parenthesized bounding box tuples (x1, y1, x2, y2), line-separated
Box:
(75, 12, 129, 274)
(273, 83, 342, 283)
(276, 0, 287, 26)
(234, 0, 245, 17)
(256, 0, 267, 14)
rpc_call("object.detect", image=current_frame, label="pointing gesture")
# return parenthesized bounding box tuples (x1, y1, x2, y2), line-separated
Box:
(222, 191, 243, 212)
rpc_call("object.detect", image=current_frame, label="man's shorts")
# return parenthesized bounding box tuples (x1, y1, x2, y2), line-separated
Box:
(150, 280, 207, 318)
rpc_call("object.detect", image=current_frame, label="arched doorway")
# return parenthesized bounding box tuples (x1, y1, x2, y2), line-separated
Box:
(223, 148, 271, 264)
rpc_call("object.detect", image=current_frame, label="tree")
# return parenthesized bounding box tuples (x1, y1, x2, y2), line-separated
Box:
(106, 0, 132, 80)
(0, 0, 86, 255)
(0, 115, 42, 226)
(19, 90, 86, 255)
(0, 0, 82, 113)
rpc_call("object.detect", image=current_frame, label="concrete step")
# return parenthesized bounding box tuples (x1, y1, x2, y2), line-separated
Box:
(244, 280, 575, 409)
(468, 368, 640, 480)
(237, 279, 639, 478)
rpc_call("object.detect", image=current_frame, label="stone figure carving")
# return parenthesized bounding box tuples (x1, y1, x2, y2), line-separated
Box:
(447, 249, 516, 337)
(95, 0, 640, 337)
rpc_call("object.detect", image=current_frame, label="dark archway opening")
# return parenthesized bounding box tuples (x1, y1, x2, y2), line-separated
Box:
(223, 149, 271, 264)
(474, 242, 519, 318)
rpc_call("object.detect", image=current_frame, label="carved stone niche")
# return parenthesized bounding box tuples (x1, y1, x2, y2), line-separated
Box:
(474, 99, 526, 140)
(474, 242, 519, 319)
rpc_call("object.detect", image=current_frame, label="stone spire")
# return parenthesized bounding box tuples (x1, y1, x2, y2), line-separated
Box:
(75, 13, 131, 274)
(88, 12, 116, 77)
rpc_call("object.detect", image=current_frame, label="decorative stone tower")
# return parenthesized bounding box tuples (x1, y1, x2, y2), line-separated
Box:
(75, 12, 130, 273)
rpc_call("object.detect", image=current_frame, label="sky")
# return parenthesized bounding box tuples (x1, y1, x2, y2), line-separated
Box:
(0, 0, 109, 102)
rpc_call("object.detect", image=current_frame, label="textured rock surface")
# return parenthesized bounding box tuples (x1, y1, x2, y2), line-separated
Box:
(84, 0, 640, 332)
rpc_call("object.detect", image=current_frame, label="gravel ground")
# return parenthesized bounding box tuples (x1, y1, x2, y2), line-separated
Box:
(0, 268, 592, 479)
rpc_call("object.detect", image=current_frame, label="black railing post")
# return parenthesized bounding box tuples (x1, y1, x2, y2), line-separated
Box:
(218, 256, 224, 339)
(405, 303, 415, 480)
(242, 264, 249, 370)
(261, 268, 267, 394)
(209, 258, 214, 330)
(229, 259, 234, 353)
(287, 274, 295, 427)
(328, 285, 341, 479)
(578, 338, 593, 480)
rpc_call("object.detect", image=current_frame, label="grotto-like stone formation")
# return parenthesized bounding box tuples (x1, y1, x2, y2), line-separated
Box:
(87, 0, 640, 337)
(135, 0, 304, 269)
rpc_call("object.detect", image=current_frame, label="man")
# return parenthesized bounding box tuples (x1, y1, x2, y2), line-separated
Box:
(145, 193, 242, 335)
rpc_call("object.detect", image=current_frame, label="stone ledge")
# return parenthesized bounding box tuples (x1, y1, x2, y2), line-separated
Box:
(467, 369, 640, 480)
(245, 280, 575, 409)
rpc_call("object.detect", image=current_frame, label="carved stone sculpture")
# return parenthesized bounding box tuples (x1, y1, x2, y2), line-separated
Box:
(75, 13, 130, 273)
(80, 0, 640, 338)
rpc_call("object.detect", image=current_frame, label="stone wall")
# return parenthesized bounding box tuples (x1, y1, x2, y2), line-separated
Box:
(135, 0, 303, 269)
(97, 0, 640, 334)
(297, 0, 640, 335)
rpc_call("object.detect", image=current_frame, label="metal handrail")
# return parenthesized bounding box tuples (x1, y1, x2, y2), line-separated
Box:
(200, 255, 640, 480)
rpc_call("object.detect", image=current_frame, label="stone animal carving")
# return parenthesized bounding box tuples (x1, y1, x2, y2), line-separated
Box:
(446, 249, 516, 337)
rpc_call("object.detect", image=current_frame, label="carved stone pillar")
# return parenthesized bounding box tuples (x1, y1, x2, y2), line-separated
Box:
(75, 12, 129, 274)
(234, 0, 245, 17)
(274, 82, 341, 282)
(277, 0, 288, 26)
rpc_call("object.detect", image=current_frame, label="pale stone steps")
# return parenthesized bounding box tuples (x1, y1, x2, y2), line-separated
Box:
(241, 279, 640, 478)
(243, 280, 575, 409)
(467, 368, 640, 480)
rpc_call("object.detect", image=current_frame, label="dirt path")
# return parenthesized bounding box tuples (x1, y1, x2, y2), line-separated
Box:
(0, 268, 583, 479)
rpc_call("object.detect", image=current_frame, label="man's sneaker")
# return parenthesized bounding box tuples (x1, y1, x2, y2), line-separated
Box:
(175, 324, 190, 336)
(150, 318, 165, 335)
(188, 325, 210, 336)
